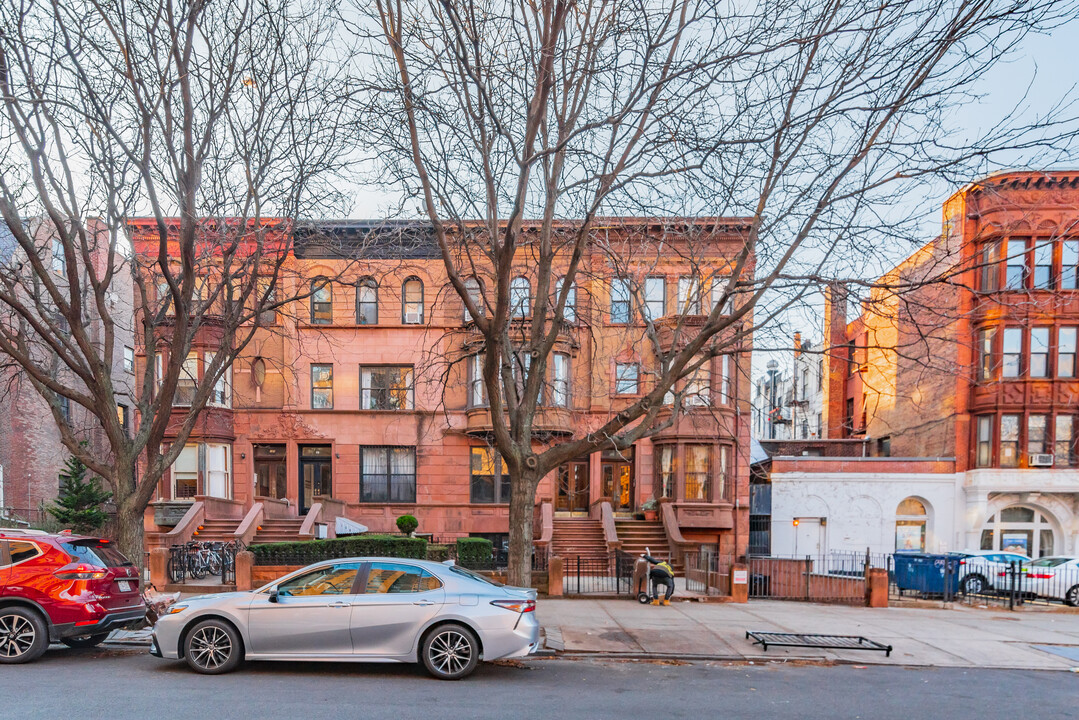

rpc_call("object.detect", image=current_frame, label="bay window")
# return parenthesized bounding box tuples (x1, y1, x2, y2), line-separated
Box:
(655, 446, 674, 498)
(644, 277, 665, 321)
(470, 446, 510, 503)
(469, 354, 486, 407)
(1027, 414, 1049, 459)
(1030, 327, 1049, 377)
(1000, 414, 1020, 468)
(1055, 415, 1076, 467)
(976, 327, 995, 381)
(551, 353, 570, 407)
(1005, 238, 1029, 290)
(976, 415, 993, 468)
(1002, 328, 1022, 377)
(684, 445, 711, 501)
(1058, 327, 1076, 378)
(678, 275, 701, 315)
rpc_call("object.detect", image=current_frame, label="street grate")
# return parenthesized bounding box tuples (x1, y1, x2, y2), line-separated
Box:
(745, 631, 892, 657)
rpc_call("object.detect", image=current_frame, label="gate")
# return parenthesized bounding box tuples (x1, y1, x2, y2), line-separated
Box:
(563, 551, 634, 595)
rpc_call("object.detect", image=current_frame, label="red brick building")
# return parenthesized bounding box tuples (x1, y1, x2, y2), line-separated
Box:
(135, 219, 754, 569)
(769, 171, 1079, 558)
(0, 219, 136, 526)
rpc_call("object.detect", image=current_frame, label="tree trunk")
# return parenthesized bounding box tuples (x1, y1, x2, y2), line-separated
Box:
(115, 500, 147, 571)
(506, 470, 539, 588)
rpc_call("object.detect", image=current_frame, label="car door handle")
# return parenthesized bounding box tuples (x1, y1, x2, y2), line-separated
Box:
(328, 601, 351, 608)
(413, 600, 436, 606)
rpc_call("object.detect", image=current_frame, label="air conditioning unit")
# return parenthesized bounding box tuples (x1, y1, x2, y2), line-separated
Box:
(1029, 453, 1054, 467)
(404, 310, 422, 324)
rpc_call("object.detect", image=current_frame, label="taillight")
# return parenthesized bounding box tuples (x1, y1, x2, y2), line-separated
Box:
(54, 563, 108, 580)
(490, 599, 536, 613)
(1029, 573, 1055, 579)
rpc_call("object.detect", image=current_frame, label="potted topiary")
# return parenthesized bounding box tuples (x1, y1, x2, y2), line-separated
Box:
(396, 514, 419, 537)
(642, 497, 659, 521)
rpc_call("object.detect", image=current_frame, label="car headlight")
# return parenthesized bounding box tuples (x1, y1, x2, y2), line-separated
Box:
(165, 604, 189, 615)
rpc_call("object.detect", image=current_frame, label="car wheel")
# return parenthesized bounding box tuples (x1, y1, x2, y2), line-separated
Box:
(1066, 585, 1079, 607)
(61, 633, 110, 649)
(0, 607, 48, 664)
(421, 623, 480, 680)
(184, 619, 243, 674)
(961, 574, 987, 595)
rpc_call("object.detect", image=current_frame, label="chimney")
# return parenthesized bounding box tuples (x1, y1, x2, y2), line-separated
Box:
(793, 331, 802, 358)
(822, 284, 849, 439)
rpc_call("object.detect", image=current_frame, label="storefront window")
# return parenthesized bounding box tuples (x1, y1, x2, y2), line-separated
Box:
(980, 506, 1056, 557)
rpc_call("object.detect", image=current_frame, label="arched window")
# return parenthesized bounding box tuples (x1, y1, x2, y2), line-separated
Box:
(981, 505, 1055, 557)
(464, 277, 483, 321)
(356, 277, 378, 325)
(895, 497, 928, 552)
(555, 277, 576, 322)
(402, 277, 424, 324)
(310, 277, 332, 324)
(510, 276, 531, 318)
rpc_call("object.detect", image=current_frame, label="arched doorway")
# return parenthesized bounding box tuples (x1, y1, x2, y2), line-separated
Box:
(979, 505, 1056, 558)
(895, 497, 928, 552)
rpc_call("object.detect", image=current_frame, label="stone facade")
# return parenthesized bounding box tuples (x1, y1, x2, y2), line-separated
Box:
(133, 219, 755, 556)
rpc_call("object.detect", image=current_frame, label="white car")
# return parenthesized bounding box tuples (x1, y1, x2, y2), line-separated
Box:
(958, 550, 1031, 595)
(1024, 556, 1079, 606)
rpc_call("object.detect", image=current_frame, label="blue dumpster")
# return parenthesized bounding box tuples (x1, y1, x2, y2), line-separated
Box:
(892, 553, 963, 598)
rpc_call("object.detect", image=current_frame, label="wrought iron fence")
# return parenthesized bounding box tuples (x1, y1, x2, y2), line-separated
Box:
(891, 555, 1079, 609)
(563, 552, 633, 595)
(684, 547, 735, 595)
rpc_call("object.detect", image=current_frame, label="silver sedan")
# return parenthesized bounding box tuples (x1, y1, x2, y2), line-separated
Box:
(150, 557, 540, 679)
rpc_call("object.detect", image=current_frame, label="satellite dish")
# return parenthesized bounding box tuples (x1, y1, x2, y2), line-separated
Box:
(252, 357, 266, 386)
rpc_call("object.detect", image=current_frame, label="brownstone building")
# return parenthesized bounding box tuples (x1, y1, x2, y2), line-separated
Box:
(135, 219, 754, 569)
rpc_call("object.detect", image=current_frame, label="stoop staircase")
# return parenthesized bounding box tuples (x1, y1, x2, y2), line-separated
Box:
(191, 518, 241, 542)
(615, 520, 682, 576)
(551, 518, 609, 562)
(253, 517, 313, 544)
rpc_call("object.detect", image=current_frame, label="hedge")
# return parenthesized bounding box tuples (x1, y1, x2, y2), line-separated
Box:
(250, 534, 427, 565)
(456, 537, 493, 568)
(425, 544, 450, 562)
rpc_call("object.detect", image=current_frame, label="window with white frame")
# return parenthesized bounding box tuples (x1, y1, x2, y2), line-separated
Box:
(361, 366, 414, 410)
(171, 444, 199, 499)
(402, 278, 424, 324)
(615, 362, 639, 395)
(124, 346, 135, 374)
(555, 277, 575, 322)
(205, 351, 231, 407)
(643, 277, 665, 321)
(719, 354, 731, 404)
(205, 443, 231, 499)
(551, 353, 570, 407)
(610, 277, 631, 324)
(464, 278, 483, 321)
(51, 236, 65, 275)
(175, 352, 199, 406)
(711, 277, 733, 314)
(678, 276, 701, 315)
(683, 357, 710, 407)
(510, 277, 531, 318)
(470, 353, 486, 407)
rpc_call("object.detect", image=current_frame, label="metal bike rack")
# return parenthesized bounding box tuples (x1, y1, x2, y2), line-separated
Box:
(745, 630, 892, 656)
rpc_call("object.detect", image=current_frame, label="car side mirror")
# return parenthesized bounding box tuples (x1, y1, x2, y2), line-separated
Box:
(268, 589, 279, 603)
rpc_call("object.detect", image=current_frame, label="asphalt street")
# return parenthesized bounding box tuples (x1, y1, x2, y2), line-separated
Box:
(1, 646, 1075, 720)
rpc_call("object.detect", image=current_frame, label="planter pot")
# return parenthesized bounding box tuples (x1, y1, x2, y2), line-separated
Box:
(643, 510, 658, 521)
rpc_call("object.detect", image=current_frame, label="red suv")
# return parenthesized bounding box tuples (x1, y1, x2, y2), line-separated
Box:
(1, 529, 146, 663)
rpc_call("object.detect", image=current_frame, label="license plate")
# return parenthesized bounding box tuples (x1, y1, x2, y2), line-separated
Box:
(117, 580, 132, 592)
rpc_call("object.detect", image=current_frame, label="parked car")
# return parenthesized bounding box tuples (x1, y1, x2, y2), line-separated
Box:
(0, 528, 146, 663)
(150, 557, 539, 679)
(1023, 557, 1079, 606)
(957, 550, 1032, 595)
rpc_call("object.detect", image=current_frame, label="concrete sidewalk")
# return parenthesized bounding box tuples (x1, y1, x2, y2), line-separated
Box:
(537, 598, 1079, 670)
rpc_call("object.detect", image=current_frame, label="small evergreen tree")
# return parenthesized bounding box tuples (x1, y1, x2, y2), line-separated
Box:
(50, 451, 112, 534)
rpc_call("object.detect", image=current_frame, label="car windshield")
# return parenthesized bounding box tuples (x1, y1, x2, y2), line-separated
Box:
(448, 565, 503, 587)
(1030, 557, 1069, 568)
(63, 540, 133, 567)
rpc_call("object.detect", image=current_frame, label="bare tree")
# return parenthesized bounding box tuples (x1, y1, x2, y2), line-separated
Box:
(0, 0, 359, 560)
(355, 0, 1079, 584)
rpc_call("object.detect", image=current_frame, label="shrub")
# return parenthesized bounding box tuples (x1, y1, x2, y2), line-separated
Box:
(396, 514, 419, 535)
(426, 544, 450, 562)
(249, 534, 427, 565)
(456, 537, 493, 569)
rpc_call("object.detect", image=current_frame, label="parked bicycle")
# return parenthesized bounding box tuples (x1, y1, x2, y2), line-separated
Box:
(167, 541, 237, 583)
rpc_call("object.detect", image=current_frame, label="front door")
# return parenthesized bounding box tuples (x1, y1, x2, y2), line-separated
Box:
(253, 444, 287, 499)
(557, 462, 590, 513)
(794, 519, 824, 557)
(602, 462, 634, 512)
(299, 445, 332, 514)
(247, 562, 360, 656)
(349, 561, 445, 658)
